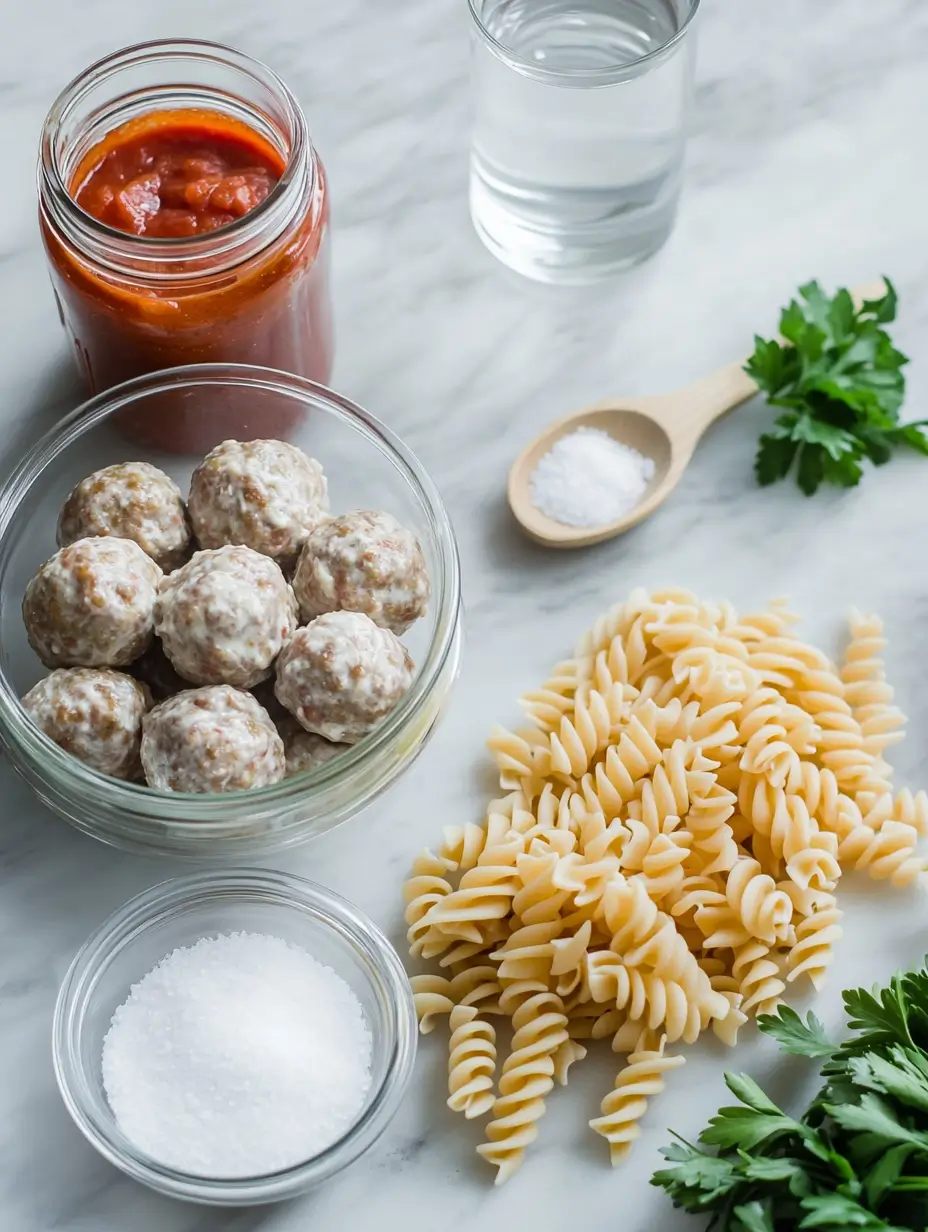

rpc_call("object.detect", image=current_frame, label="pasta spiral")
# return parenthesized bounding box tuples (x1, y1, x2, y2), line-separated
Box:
(725, 857, 793, 945)
(579, 716, 663, 819)
(411, 974, 455, 1034)
(733, 940, 785, 1017)
(549, 688, 625, 778)
(447, 1006, 497, 1119)
(685, 781, 738, 875)
(423, 837, 522, 943)
(637, 832, 692, 900)
(589, 958, 705, 1045)
(477, 991, 568, 1184)
(519, 659, 583, 732)
(590, 1034, 685, 1164)
(492, 920, 561, 984)
(851, 819, 925, 886)
(895, 788, 928, 837)
(841, 611, 905, 761)
(786, 898, 843, 990)
(404, 850, 455, 957)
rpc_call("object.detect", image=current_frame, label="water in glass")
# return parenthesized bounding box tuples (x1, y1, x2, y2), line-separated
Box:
(469, 0, 698, 283)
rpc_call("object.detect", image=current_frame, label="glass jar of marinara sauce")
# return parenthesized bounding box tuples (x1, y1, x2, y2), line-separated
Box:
(38, 40, 333, 451)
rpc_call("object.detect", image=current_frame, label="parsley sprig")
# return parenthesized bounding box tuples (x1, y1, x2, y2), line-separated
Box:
(652, 963, 928, 1231)
(745, 280, 928, 495)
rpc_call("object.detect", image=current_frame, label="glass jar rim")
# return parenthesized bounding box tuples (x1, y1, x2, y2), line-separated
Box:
(467, 0, 701, 85)
(0, 365, 462, 836)
(52, 868, 418, 1204)
(38, 38, 313, 275)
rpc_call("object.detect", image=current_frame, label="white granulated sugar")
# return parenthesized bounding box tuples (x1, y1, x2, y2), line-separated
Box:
(102, 932, 373, 1178)
(529, 427, 656, 528)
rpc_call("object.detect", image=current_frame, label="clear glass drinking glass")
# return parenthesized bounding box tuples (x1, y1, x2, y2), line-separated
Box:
(468, 0, 701, 284)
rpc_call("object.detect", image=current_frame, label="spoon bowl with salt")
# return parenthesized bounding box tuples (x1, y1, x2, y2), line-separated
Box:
(508, 361, 755, 548)
(509, 280, 885, 548)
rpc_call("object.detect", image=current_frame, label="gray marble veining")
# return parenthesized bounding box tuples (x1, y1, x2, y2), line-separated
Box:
(2, 0, 928, 1228)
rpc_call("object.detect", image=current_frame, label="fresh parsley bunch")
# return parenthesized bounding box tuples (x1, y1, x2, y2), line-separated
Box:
(652, 962, 928, 1231)
(746, 280, 927, 495)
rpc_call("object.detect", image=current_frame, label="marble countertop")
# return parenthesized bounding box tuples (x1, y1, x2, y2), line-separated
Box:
(3, 0, 928, 1228)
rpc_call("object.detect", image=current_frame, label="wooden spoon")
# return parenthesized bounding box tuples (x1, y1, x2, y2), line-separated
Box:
(508, 280, 886, 549)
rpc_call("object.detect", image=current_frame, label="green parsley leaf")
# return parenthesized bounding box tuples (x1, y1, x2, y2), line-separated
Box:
(745, 278, 918, 494)
(739, 1156, 808, 1184)
(757, 1006, 834, 1058)
(862, 278, 898, 323)
(799, 1193, 906, 1230)
(755, 433, 799, 485)
(732, 1200, 776, 1232)
(797, 443, 826, 495)
(864, 1143, 917, 1208)
(825, 1094, 928, 1151)
(700, 1076, 802, 1152)
(849, 1048, 928, 1114)
(651, 1137, 752, 1214)
(843, 977, 914, 1051)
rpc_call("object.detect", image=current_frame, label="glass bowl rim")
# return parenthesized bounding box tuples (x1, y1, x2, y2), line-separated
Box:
(0, 363, 461, 829)
(52, 867, 418, 1203)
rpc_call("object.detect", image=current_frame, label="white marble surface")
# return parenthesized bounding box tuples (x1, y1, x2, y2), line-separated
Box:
(2, 0, 928, 1228)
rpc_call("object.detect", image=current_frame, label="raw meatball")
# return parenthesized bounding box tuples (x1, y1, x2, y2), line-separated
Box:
(58, 462, 191, 572)
(22, 668, 151, 780)
(23, 537, 162, 669)
(188, 439, 328, 564)
(275, 610, 414, 744)
(141, 686, 285, 793)
(155, 546, 298, 688)
(293, 509, 430, 634)
(279, 717, 349, 777)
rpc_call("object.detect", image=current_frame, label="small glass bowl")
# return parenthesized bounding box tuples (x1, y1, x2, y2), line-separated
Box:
(0, 364, 462, 856)
(53, 869, 417, 1206)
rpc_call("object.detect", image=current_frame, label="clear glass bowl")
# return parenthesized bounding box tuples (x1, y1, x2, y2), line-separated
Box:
(0, 364, 462, 856)
(53, 869, 417, 1206)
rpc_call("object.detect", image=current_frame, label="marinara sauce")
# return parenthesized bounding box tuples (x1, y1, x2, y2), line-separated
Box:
(74, 114, 283, 239)
(39, 43, 333, 451)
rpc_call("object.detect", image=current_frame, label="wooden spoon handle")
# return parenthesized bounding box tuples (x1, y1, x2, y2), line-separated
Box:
(648, 361, 758, 446)
(649, 278, 889, 450)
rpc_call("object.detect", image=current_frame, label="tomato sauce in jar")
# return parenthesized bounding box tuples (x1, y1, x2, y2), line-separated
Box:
(74, 115, 282, 238)
(39, 44, 333, 452)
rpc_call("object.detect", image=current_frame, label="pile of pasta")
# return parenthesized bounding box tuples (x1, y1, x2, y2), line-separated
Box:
(402, 589, 928, 1185)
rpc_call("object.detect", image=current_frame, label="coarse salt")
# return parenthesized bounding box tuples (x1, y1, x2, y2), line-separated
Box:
(102, 932, 373, 1178)
(529, 427, 655, 528)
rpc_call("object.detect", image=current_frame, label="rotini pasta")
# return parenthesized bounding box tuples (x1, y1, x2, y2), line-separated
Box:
(725, 857, 793, 945)
(841, 611, 906, 761)
(733, 939, 785, 1016)
(402, 591, 926, 1183)
(447, 1006, 497, 1119)
(518, 658, 583, 732)
(590, 1033, 685, 1164)
(552, 1037, 587, 1084)
(477, 990, 568, 1184)
(403, 850, 455, 957)
(785, 898, 843, 990)
(548, 686, 626, 778)
(685, 781, 738, 875)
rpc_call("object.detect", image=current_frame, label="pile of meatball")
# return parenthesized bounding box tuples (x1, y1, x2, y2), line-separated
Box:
(20, 441, 430, 794)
